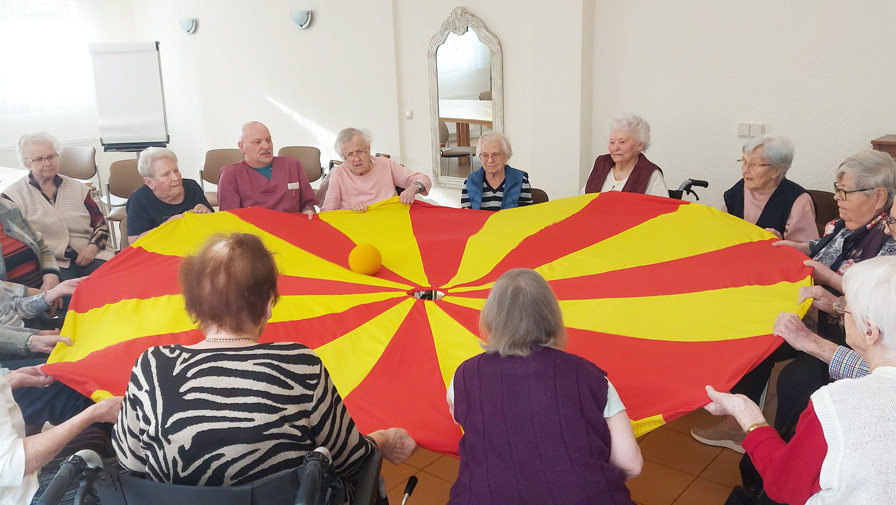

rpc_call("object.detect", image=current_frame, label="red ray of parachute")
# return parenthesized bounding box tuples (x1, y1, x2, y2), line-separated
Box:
(44, 193, 811, 454)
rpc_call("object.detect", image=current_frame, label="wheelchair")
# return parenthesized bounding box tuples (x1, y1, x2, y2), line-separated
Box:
(668, 178, 708, 200)
(36, 446, 384, 505)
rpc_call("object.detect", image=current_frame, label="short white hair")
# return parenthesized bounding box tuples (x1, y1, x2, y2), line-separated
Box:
(334, 127, 372, 159)
(138, 147, 178, 178)
(836, 150, 896, 208)
(475, 132, 513, 161)
(17, 131, 60, 166)
(842, 256, 896, 351)
(609, 113, 651, 151)
(743, 135, 794, 182)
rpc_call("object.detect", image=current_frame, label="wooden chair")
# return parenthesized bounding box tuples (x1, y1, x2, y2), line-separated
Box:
(531, 188, 549, 204)
(807, 189, 838, 236)
(277, 146, 323, 183)
(105, 160, 145, 250)
(200, 149, 243, 208)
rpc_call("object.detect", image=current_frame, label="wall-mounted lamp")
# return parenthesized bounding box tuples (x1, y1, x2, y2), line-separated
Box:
(290, 10, 312, 30)
(179, 18, 197, 34)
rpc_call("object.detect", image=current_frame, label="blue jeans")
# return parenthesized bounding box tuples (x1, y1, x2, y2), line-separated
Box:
(5, 358, 91, 427)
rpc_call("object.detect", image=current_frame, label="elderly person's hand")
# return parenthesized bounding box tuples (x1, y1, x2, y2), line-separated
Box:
(703, 385, 767, 431)
(773, 313, 818, 352)
(399, 184, 420, 205)
(39, 274, 60, 293)
(75, 243, 99, 267)
(772, 239, 810, 255)
(192, 204, 211, 214)
(764, 228, 783, 239)
(90, 396, 123, 424)
(798, 285, 837, 314)
(30, 330, 73, 353)
(803, 259, 843, 292)
(302, 208, 315, 220)
(369, 427, 418, 465)
(350, 201, 369, 213)
(46, 277, 84, 303)
(6, 365, 55, 390)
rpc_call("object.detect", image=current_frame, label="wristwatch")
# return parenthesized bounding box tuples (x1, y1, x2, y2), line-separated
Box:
(25, 335, 33, 353)
(414, 181, 425, 192)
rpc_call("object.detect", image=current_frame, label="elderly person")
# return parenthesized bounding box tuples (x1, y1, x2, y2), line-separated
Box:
(694, 150, 896, 456)
(218, 121, 319, 216)
(584, 113, 668, 197)
(0, 368, 120, 504)
(321, 128, 431, 212)
(460, 132, 532, 211)
(0, 198, 59, 296)
(3, 132, 113, 280)
(704, 256, 896, 504)
(113, 233, 417, 495)
(126, 147, 213, 243)
(722, 135, 818, 241)
(447, 269, 641, 504)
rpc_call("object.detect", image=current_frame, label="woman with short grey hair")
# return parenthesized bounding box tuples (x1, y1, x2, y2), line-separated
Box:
(461, 131, 532, 210)
(704, 255, 896, 504)
(721, 135, 818, 241)
(584, 113, 667, 197)
(447, 268, 642, 504)
(321, 127, 431, 212)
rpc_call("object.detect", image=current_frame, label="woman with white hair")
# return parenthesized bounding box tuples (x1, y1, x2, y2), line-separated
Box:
(704, 255, 896, 504)
(3, 132, 113, 280)
(722, 135, 818, 241)
(126, 147, 213, 243)
(584, 113, 668, 197)
(460, 131, 532, 210)
(447, 269, 641, 504)
(321, 128, 431, 212)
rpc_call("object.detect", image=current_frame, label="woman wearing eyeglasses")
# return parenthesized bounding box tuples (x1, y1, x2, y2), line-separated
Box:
(721, 135, 819, 242)
(3, 132, 113, 281)
(320, 128, 432, 212)
(461, 132, 532, 211)
(704, 256, 896, 505)
(583, 113, 668, 197)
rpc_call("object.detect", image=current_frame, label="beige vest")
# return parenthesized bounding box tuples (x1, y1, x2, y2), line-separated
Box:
(3, 176, 113, 268)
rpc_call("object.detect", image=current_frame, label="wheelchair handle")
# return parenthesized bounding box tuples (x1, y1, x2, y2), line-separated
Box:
(36, 450, 103, 505)
(295, 447, 332, 505)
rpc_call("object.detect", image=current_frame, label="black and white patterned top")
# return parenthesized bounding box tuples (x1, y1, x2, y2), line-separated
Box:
(112, 342, 373, 491)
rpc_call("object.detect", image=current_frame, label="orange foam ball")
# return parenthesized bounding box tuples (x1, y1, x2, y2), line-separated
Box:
(348, 244, 382, 275)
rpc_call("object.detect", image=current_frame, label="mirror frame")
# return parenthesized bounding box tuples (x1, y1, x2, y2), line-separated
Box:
(428, 7, 504, 188)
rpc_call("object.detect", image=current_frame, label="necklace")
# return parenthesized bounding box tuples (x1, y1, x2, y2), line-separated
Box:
(204, 337, 254, 343)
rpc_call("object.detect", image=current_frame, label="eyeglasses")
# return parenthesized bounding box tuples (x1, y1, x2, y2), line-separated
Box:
(25, 153, 59, 164)
(883, 215, 896, 228)
(342, 147, 369, 160)
(737, 159, 772, 170)
(833, 296, 851, 316)
(479, 153, 505, 161)
(833, 183, 875, 200)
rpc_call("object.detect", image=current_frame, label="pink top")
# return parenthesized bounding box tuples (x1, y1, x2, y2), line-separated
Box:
(321, 157, 431, 212)
(722, 190, 819, 242)
(217, 157, 318, 213)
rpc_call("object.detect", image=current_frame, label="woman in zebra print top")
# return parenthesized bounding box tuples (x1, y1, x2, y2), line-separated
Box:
(112, 233, 417, 493)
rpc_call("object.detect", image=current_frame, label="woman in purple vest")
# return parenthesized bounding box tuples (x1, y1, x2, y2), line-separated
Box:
(584, 113, 668, 197)
(447, 269, 642, 505)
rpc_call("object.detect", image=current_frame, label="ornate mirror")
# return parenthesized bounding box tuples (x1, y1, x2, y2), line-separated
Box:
(428, 7, 504, 187)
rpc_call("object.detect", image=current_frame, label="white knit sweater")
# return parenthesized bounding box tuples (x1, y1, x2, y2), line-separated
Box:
(808, 366, 896, 504)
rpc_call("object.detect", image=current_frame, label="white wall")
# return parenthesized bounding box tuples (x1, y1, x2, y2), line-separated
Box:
(3, 0, 894, 209)
(590, 0, 896, 207)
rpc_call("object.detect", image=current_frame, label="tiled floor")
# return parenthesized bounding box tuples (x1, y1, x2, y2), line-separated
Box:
(380, 363, 786, 504)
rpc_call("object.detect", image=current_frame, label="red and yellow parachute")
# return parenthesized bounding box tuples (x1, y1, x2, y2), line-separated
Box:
(45, 193, 811, 454)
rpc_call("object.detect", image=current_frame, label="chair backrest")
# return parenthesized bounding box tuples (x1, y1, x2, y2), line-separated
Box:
(58, 146, 97, 180)
(531, 188, 549, 204)
(202, 149, 243, 186)
(439, 119, 450, 146)
(107, 160, 145, 199)
(479, 90, 492, 101)
(278, 146, 322, 183)
(807, 189, 839, 236)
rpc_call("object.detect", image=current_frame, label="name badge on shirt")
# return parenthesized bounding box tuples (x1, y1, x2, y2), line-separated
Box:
(287, 182, 301, 190)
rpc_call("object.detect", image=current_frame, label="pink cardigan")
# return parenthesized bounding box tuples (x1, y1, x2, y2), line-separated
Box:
(321, 157, 431, 212)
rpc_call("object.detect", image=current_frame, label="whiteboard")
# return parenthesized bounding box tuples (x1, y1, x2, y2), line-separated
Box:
(89, 41, 169, 151)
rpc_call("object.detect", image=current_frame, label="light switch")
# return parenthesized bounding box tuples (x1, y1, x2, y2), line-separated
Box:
(405, 110, 414, 120)
(749, 123, 765, 136)
(737, 123, 751, 137)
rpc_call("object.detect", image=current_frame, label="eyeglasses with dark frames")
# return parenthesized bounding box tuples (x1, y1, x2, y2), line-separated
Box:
(833, 183, 875, 201)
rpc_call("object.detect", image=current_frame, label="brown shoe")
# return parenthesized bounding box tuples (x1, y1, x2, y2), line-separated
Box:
(691, 417, 746, 454)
